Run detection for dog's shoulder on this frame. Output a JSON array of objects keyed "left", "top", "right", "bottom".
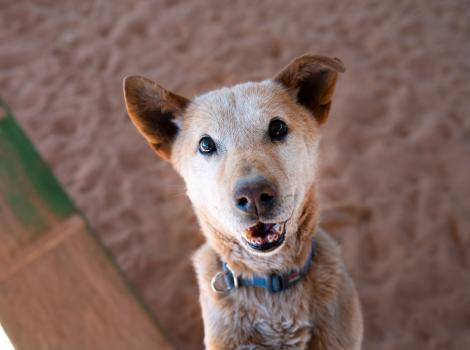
[
  {"left": 308, "top": 229, "right": 363, "bottom": 349},
  {"left": 308, "top": 229, "right": 345, "bottom": 302},
  {"left": 192, "top": 242, "right": 220, "bottom": 295}
]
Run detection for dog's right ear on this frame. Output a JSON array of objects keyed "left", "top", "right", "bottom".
[
  {"left": 274, "top": 54, "right": 345, "bottom": 125},
  {"left": 123, "top": 76, "right": 190, "bottom": 160}
]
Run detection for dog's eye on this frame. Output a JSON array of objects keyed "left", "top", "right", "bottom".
[
  {"left": 268, "top": 118, "right": 288, "bottom": 141},
  {"left": 198, "top": 136, "right": 217, "bottom": 155}
]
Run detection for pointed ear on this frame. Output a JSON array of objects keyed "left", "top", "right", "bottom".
[
  {"left": 274, "top": 54, "right": 345, "bottom": 125},
  {"left": 123, "top": 75, "right": 190, "bottom": 160}
]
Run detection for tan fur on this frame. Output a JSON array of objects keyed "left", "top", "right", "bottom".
[{"left": 123, "top": 54, "right": 363, "bottom": 349}]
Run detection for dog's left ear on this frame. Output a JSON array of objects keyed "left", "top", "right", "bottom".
[
  {"left": 274, "top": 54, "right": 345, "bottom": 125},
  {"left": 123, "top": 75, "right": 190, "bottom": 160}
]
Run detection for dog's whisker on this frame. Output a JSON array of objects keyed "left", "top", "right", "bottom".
[{"left": 166, "top": 192, "right": 188, "bottom": 199}]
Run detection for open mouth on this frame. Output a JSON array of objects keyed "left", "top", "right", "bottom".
[{"left": 241, "top": 222, "right": 286, "bottom": 252}]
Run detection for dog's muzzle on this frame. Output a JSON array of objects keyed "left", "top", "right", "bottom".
[{"left": 233, "top": 176, "right": 277, "bottom": 217}]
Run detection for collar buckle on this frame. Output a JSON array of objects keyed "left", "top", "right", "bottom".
[{"left": 269, "top": 274, "right": 284, "bottom": 293}]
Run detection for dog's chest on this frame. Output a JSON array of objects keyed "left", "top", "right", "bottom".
[{"left": 218, "top": 289, "right": 313, "bottom": 349}]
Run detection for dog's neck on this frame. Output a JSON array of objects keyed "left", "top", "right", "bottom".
[{"left": 196, "top": 185, "right": 319, "bottom": 276}]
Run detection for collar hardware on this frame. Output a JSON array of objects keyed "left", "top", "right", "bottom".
[
  {"left": 211, "top": 263, "right": 239, "bottom": 293},
  {"left": 213, "top": 239, "right": 317, "bottom": 294}
]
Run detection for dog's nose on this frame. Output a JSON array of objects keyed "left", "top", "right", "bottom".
[{"left": 233, "top": 177, "right": 277, "bottom": 216}]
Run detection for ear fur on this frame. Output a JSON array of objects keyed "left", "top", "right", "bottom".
[
  {"left": 274, "top": 54, "right": 345, "bottom": 125},
  {"left": 123, "top": 75, "right": 190, "bottom": 160}
]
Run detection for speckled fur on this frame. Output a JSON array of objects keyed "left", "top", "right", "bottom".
[
  {"left": 123, "top": 54, "right": 363, "bottom": 349},
  {"left": 194, "top": 228, "right": 362, "bottom": 350}
]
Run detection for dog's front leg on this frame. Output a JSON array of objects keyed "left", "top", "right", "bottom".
[
  {"left": 204, "top": 338, "right": 228, "bottom": 350},
  {"left": 199, "top": 299, "right": 236, "bottom": 350},
  {"left": 306, "top": 298, "right": 363, "bottom": 350},
  {"left": 306, "top": 321, "right": 358, "bottom": 350}
]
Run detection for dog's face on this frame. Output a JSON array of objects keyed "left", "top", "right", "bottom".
[
  {"left": 172, "top": 82, "right": 321, "bottom": 255},
  {"left": 124, "top": 55, "right": 344, "bottom": 258}
]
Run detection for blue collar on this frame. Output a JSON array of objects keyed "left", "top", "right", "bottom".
[{"left": 211, "top": 239, "right": 317, "bottom": 294}]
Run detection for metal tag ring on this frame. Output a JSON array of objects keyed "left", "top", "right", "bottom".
[
  {"left": 225, "top": 263, "right": 238, "bottom": 289},
  {"left": 211, "top": 272, "right": 231, "bottom": 293}
]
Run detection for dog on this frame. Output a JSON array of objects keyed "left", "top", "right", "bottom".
[{"left": 123, "top": 54, "right": 363, "bottom": 349}]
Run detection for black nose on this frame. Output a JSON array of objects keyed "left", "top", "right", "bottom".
[{"left": 233, "top": 177, "right": 277, "bottom": 216}]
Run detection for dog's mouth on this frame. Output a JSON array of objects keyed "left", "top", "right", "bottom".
[{"left": 241, "top": 222, "right": 286, "bottom": 252}]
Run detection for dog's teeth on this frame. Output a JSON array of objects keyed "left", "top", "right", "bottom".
[
  {"left": 273, "top": 223, "right": 285, "bottom": 234},
  {"left": 252, "top": 237, "right": 262, "bottom": 245},
  {"left": 272, "top": 233, "right": 279, "bottom": 241},
  {"left": 267, "top": 234, "right": 274, "bottom": 242}
]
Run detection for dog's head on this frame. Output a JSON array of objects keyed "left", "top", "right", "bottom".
[{"left": 123, "top": 55, "right": 344, "bottom": 267}]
